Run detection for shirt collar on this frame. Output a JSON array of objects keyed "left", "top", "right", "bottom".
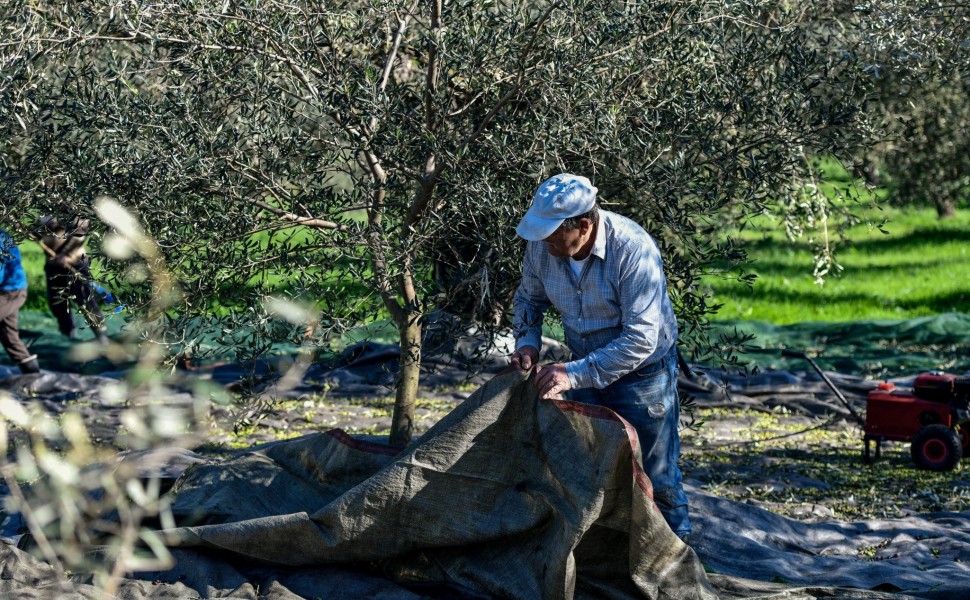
[{"left": 590, "top": 216, "right": 607, "bottom": 260}]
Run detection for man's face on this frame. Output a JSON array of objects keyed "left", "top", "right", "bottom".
[{"left": 543, "top": 220, "right": 590, "bottom": 258}]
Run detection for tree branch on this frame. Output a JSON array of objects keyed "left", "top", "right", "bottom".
[
  {"left": 402, "top": 1, "right": 561, "bottom": 232},
  {"left": 246, "top": 198, "right": 348, "bottom": 232},
  {"left": 451, "top": 2, "right": 560, "bottom": 161},
  {"left": 424, "top": 0, "right": 442, "bottom": 133},
  {"left": 367, "top": 0, "right": 419, "bottom": 137},
  {"left": 361, "top": 150, "right": 406, "bottom": 324}
]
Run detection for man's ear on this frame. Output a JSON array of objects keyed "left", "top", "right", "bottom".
[{"left": 580, "top": 218, "right": 592, "bottom": 235}]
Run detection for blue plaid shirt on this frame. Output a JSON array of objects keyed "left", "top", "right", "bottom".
[{"left": 513, "top": 210, "right": 678, "bottom": 390}]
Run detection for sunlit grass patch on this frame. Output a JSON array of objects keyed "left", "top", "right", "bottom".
[{"left": 707, "top": 208, "right": 970, "bottom": 323}]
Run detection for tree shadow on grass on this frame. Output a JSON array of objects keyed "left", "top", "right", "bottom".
[
  {"left": 739, "top": 226, "right": 970, "bottom": 254},
  {"left": 716, "top": 284, "right": 970, "bottom": 314}
]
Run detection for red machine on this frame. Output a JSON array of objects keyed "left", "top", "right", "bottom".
[
  {"left": 865, "top": 372, "right": 970, "bottom": 471},
  {"left": 783, "top": 350, "right": 970, "bottom": 472}
]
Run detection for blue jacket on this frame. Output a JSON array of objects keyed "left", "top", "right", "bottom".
[{"left": 0, "top": 230, "right": 27, "bottom": 292}]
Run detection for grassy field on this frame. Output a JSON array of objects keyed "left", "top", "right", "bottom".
[
  {"left": 706, "top": 207, "right": 970, "bottom": 323},
  {"left": 15, "top": 203, "right": 969, "bottom": 324},
  {"left": 17, "top": 241, "right": 48, "bottom": 311}
]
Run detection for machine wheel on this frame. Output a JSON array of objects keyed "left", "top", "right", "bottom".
[
  {"left": 958, "top": 425, "right": 970, "bottom": 456},
  {"left": 911, "top": 424, "right": 962, "bottom": 471}
]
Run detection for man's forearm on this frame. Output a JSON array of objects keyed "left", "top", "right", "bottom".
[
  {"left": 512, "top": 286, "right": 548, "bottom": 352},
  {"left": 512, "top": 307, "right": 544, "bottom": 351},
  {"left": 565, "top": 323, "right": 667, "bottom": 389}
]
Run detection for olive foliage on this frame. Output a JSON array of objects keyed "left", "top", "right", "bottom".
[
  {"left": 1, "top": 0, "right": 899, "bottom": 444},
  {"left": 847, "top": 1, "right": 970, "bottom": 217},
  {"left": 883, "top": 75, "right": 970, "bottom": 218}
]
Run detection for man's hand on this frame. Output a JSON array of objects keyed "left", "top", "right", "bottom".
[
  {"left": 535, "top": 363, "right": 572, "bottom": 400},
  {"left": 510, "top": 345, "right": 539, "bottom": 371}
]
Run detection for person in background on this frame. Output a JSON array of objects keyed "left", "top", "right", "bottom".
[
  {"left": 509, "top": 173, "right": 691, "bottom": 543},
  {"left": 38, "top": 216, "right": 107, "bottom": 344},
  {"left": 0, "top": 230, "right": 40, "bottom": 374}
]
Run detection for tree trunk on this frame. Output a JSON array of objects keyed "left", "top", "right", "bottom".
[
  {"left": 852, "top": 155, "right": 882, "bottom": 186},
  {"left": 389, "top": 318, "right": 421, "bottom": 447},
  {"left": 935, "top": 197, "right": 956, "bottom": 219}
]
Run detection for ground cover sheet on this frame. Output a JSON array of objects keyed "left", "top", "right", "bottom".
[{"left": 1, "top": 313, "right": 969, "bottom": 598}]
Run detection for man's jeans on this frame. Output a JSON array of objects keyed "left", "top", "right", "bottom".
[{"left": 566, "top": 345, "right": 691, "bottom": 538}]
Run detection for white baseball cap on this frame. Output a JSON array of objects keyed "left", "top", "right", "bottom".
[{"left": 515, "top": 174, "right": 598, "bottom": 241}]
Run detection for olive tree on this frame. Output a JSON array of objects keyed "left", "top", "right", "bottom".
[
  {"left": 837, "top": 1, "right": 970, "bottom": 217},
  {"left": 2, "top": 0, "right": 880, "bottom": 445},
  {"left": 881, "top": 75, "right": 970, "bottom": 218}
]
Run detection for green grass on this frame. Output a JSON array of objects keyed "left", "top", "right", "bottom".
[
  {"left": 18, "top": 242, "right": 48, "bottom": 311},
  {"left": 16, "top": 188, "right": 967, "bottom": 327},
  {"left": 707, "top": 207, "right": 970, "bottom": 323}
]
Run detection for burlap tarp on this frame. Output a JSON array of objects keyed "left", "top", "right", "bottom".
[{"left": 0, "top": 370, "right": 715, "bottom": 599}]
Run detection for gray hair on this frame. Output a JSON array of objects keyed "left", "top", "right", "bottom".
[{"left": 561, "top": 204, "right": 599, "bottom": 231}]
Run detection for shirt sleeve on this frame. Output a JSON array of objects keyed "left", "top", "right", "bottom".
[
  {"left": 0, "top": 233, "right": 13, "bottom": 271},
  {"left": 564, "top": 240, "right": 670, "bottom": 389},
  {"left": 512, "top": 244, "right": 551, "bottom": 352}
]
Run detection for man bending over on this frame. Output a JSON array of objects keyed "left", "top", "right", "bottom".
[{"left": 510, "top": 174, "right": 690, "bottom": 542}]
